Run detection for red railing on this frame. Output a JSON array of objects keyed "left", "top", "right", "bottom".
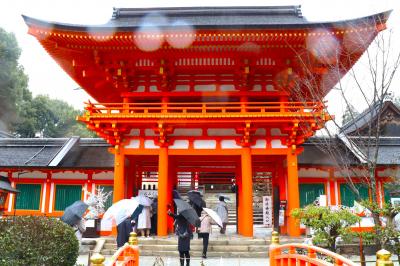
[
  {"left": 84, "top": 101, "right": 325, "bottom": 117},
  {"left": 269, "top": 232, "right": 357, "bottom": 266},
  {"left": 108, "top": 232, "right": 139, "bottom": 266}
]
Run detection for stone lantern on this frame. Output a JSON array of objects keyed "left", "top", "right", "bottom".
[{"left": 0, "top": 176, "right": 19, "bottom": 215}]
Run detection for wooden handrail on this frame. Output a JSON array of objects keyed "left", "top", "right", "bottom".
[
  {"left": 108, "top": 232, "right": 139, "bottom": 266},
  {"left": 269, "top": 232, "right": 357, "bottom": 266},
  {"left": 83, "top": 101, "right": 325, "bottom": 116}
]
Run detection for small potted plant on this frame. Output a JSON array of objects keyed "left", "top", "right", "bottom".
[{"left": 83, "top": 187, "right": 112, "bottom": 238}]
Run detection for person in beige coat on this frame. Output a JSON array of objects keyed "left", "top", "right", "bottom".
[{"left": 198, "top": 210, "right": 212, "bottom": 258}]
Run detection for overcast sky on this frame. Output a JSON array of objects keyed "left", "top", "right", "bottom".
[{"left": 0, "top": 0, "right": 399, "bottom": 116}]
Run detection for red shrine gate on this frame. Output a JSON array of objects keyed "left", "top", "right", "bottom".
[{"left": 23, "top": 6, "right": 389, "bottom": 236}]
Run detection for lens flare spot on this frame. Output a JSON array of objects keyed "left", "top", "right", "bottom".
[
  {"left": 134, "top": 12, "right": 168, "bottom": 52},
  {"left": 343, "top": 27, "right": 375, "bottom": 54},
  {"left": 306, "top": 29, "right": 341, "bottom": 64},
  {"left": 166, "top": 20, "right": 195, "bottom": 49}
]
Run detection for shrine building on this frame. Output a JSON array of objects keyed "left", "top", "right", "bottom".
[{"left": 0, "top": 6, "right": 396, "bottom": 237}]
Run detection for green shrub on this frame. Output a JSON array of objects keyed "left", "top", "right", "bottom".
[
  {"left": 0, "top": 216, "right": 79, "bottom": 266},
  {"left": 291, "top": 205, "right": 360, "bottom": 251}
]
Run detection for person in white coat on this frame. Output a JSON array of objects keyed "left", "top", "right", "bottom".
[
  {"left": 215, "top": 196, "right": 228, "bottom": 234},
  {"left": 199, "top": 210, "right": 212, "bottom": 258},
  {"left": 137, "top": 205, "right": 152, "bottom": 237}
]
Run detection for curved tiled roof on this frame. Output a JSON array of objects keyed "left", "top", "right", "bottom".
[{"left": 22, "top": 6, "right": 391, "bottom": 31}]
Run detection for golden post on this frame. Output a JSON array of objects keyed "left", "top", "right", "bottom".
[
  {"left": 90, "top": 253, "right": 105, "bottom": 266},
  {"left": 376, "top": 249, "right": 394, "bottom": 266}
]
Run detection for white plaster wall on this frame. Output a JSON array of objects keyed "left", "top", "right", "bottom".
[
  {"left": 251, "top": 139, "right": 267, "bottom": 149},
  {"left": 126, "top": 139, "right": 140, "bottom": 149},
  {"left": 136, "top": 86, "right": 145, "bottom": 92},
  {"left": 207, "top": 128, "right": 240, "bottom": 136},
  {"left": 377, "top": 168, "right": 400, "bottom": 178},
  {"left": 266, "top": 84, "right": 275, "bottom": 91},
  {"left": 12, "top": 171, "right": 47, "bottom": 179},
  {"left": 0, "top": 171, "right": 8, "bottom": 177},
  {"left": 169, "top": 140, "right": 189, "bottom": 149},
  {"left": 255, "top": 128, "right": 266, "bottom": 136},
  {"left": 221, "top": 140, "right": 241, "bottom": 149},
  {"left": 271, "top": 139, "right": 287, "bottom": 148},
  {"left": 298, "top": 168, "right": 329, "bottom": 178},
  {"left": 149, "top": 85, "right": 160, "bottom": 92},
  {"left": 171, "top": 128, "right": 202, "bottom": 136},
  {"left": 194, "top": 140, "right": 216, "bottom": 149},
  {"left": 144, "top": 140, "right": 159, "bottom": 149},
  {"left": 334, "top": 168, "right": 369, "bottom": 178},
  {"left": 194, "top": 85, "right": 216, "bottom": 91},
  {"left": 52, "top": 171, "right": 87, "bottom": 180},
  {"left": 145, "top": 129, "right": 157, "bottom": 136},
  {"left": 93, "top": 171, "right": 114, "bottom": 180},
  {"left": 127, "top": 129, "right": 140, "bottom": 136},
  {"left": 174, "top": 85, "right": 190, "bottom": 92},
  {"left": 252, "top": 84, "right": 262, "bottom": 91},
  {"left": 220, "top": 85, "right": 236, "bottom": 91},
  {"left": 271, "top": 128, "right": 287, "bottom": 136}
]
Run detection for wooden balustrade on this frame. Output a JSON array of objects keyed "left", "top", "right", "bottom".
[
  {"left": 90, "top": 232, "right": 139, "bottom": 266},
  {"left": 269, "top": 231, "right": 358, "bottom": 266},
  {"left": 84, "top": 101, "right": 326, "bottom": 118}
]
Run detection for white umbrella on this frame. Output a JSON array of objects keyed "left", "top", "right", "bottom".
[
  {"left": 134, "top": 195, "right": 153, "bottom": 206},
  {"left": 102, "top": 198, "right": 139, "bottom": 226},
  {"left": 203, "top": 207, "right": 223, "bottom": 228}
]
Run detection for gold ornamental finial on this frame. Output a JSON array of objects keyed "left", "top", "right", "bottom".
[
  {"left": 90, "top": 253, "right": 105, "bottom": 266},
  {"left": 271, "top": 231, "right": 280, "bottom": 245},
  {"left": 376, "top": 249, "right": 393, "bottom": 266},
  {"left": 129, "top": 231, "right": 138, "bottom": 245}
]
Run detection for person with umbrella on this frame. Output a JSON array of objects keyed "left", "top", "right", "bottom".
[
  {"left": 198, "top": 210, "right": 212, "bottom": 259},
  {"left": 101, "top": 198, "right": 141, "bottom": 247},
  {"left": 199, "top": 207, "right": 224, "bottom": 258},
  {"left": 215, "top": 196, "right": 229, "bottom": 234},
  {"left": 187, "top": 190, "right": 206, "bottom": 218},
  {"left": 61, "top": 200, "right": 89, "bottom": 242},
  {"left": 168, "top": 199, "right": 200, "bottom": 266}
]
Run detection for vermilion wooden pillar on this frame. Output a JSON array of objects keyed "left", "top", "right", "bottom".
[
  {"left": 240, "top": 147, "right": 253, "bottom": 237},
  {"left": 113, "top": 148, "right": 125, "bottom": 203},
  {"left": 167, "top": 159, "right": 175, "bottom": 233},
  {"left": 157, "top": 146, "right": 168, "bottom": 236},
  {"left": 287, "top": 152, "right": 300, "bottom": 236},
  {"left": 235, "top": 165, "right": 243, "bottom": 235}
]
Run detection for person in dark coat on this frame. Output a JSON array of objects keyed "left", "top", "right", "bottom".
[
  {"left": 150, "top": 197, "right": 158, "bottom": 235},
  {"left": 168, "top": 210, "right": 192, "bottom": 266},
  {"left": 116, "top": 217, "right": 132, "bottom": 248}
]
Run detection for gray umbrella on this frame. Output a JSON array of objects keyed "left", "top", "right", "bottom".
[
  {"left": 0, "top": 176, "right": 19, "bottom": 193},
  {"left": 174, "top": 199, "right": 200, "bottom": 227},
  {"left": 61, "top": 200, "right": 88, "bottom": 226}
]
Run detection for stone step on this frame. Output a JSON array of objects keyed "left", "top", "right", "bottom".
[
  {"left": 102, "top": 245, "right": 269, "bottom": 258},
  {"left": 104, "top": 238, "right": 269, "bottom": 246},
  {"left": 138, "top": 250, "right": 269, "bottom": 258}
]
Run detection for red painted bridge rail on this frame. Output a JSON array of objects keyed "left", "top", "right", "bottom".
[
  {"left": 90, "top": 232, "right": 139, "bottom": 266},
  {"left": 269, "top": 232, "right": 357, "bottom": 266}
]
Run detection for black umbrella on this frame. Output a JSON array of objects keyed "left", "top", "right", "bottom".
[
  {"left": 174, "top": 199, "right": 200, "bottom": 227},
  {"left": 187, "top": 191, "right": 206, "bottom": 208},
  {"left": 0, "top": 176, "right": 19, "bottom": 193},
  {"left": 173, "top": 190, "right": 182, "bottom": 199},
  {"left": 187, "top": 190, "right": 202, "bottom": 196},
  {"left": 61, "top": 200, "right": 88, "bottom": 226}
]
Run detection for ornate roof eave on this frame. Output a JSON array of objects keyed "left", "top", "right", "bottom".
[{"left": 22, "top": 9, "right": 392, "bottom": 33}]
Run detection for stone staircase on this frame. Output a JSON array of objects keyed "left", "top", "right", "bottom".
[
  {"left": 100, "top": 233, "right": 304, "bottom": 258},
  {"left": 202, "top": 192, "right": 264, "bottom": 225}
]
